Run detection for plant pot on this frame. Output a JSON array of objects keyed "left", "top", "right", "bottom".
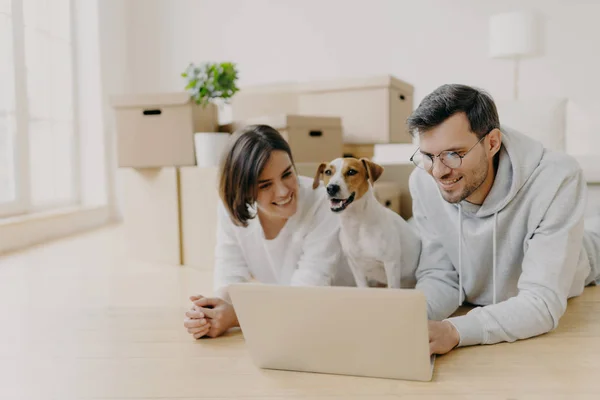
[{"left": 193, "top": 132, "right": 231, "bottom": 167}]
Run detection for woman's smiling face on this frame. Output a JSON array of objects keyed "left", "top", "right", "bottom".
[{"left": 255, "top": 150, "right": 299, "bottom": 220}]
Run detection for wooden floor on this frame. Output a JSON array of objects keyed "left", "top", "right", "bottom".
[{"left": 1, "top": 224, "right": 599, "bottom": 399}]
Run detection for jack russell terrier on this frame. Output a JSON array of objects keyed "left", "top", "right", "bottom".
[{"left": 313, "top": 157, "right": 421, "bottom": 289}]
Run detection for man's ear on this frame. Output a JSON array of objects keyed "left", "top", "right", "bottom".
[
  {"left": 313, "top": 163, "right": 327, "bottom": 189},
  {"left": 487, "top": 129, "right": 503, "bottom": 157},
  {"left": 360, "top": 158, "right": 384, "bottom": 184}
]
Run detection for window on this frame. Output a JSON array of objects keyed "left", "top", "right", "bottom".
[
  {"left": 0, "top": 1, "right": 18, "bottom": 214},
  {"left": 0, "top": 0, "right": 78, "bottom": 217}
]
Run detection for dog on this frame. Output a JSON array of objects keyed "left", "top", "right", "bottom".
[{"left": 313, "top": 157, "right": 421, "bottom": 289}]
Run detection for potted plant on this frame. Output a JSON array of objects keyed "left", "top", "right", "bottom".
[
  {"left": 182, "top": 61, "right": 239, "bottom": 108},
  {"left": 182, "top": 62, "right": 239, "bottom": 167}
]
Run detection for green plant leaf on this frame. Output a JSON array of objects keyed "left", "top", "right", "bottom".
[{"left": 181, "top": 61, "right": 240, "bottom": 106}]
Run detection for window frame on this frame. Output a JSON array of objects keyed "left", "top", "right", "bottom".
[{"left": 0, "top": 0, "right": 80, "bottom": 218}]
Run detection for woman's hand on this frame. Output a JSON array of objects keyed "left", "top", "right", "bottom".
[
  {"left": 191, "top": 295, "right": 239, "bottom": 338},
  {"left": 184, "top": 296, "right": 211, "bottom": 339}
]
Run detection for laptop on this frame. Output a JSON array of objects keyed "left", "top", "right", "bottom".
[{"left": 228, "top": 283, "right": 435, "bottom": 381}]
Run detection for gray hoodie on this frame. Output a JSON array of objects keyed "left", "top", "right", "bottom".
[{"left": 409, "top": 126, "right": 600, "bottom": 347}]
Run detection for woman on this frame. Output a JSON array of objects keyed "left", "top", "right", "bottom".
[{"left": 183, "top": 124, "right": 353, "bottom": 339}]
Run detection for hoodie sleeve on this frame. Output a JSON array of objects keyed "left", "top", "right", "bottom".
[
  {"left": 213, "top": 202, "right": 251, "bottom": 294},
  {"left": 289, "top": 196, "right": 342, "bottom": 287},
  {"left": 410, "top": 171, "right": 462, "bottom": 320},
  {"left": 447, "top": 168, "right": 587, "bottom": 347}
]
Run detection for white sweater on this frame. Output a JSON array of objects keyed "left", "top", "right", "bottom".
[{"left": 213, "top": 176, "right": 354, "bottom": 292}]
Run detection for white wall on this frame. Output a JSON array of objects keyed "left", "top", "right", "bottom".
[
  {"left": 97, "top": 0, "right": 600, "bottom": 218},
  {"left": 97, "top": 0, "right": 133, "bottom": 220},
  {"left": 115, "top": 0, "right": 600, "bottom": 107},
  {"left": 72, "top": 0, "right": 133, "bottom": 220},
  {"left": 74, "top": 0, "right": 107, "bottom": 208}
]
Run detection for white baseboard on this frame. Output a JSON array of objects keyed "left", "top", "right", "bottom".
[{"left": 0, "top": 205, "right": 113, "bottom": 255}]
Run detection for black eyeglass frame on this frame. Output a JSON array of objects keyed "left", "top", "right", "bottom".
[{"left": 409, "top": 132, "right": 490, "bottom": 171}]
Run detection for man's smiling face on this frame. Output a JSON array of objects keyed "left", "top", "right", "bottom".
[{"left": 417, "top": 113, "right": 492, "bottom": 204}]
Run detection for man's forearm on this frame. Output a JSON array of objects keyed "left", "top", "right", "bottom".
[
  {"left": 416, "top": 275, "right": 461, "bottom": 321},
  {"left": 447, "top": 291, "right": 557, "bottom": 347}
]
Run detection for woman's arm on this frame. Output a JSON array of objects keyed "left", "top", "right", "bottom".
[
  {"left": 212, "top": 202, "right": 251, "bottom": 298},
  {"left": 184, "top": 203, "right": 248, "bottom": 339}
]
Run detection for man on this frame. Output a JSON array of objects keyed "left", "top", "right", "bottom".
[{"left": 407, "top": 84, "right": 600, "bottom": 355}]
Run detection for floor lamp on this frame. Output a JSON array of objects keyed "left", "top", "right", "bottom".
[{"left": 489, "top": 11, "right": 540, "bottom": 100}]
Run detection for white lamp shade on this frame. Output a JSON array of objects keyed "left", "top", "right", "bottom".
[{"left": 489, "top": 11, "right": 539, "bottom": 58}]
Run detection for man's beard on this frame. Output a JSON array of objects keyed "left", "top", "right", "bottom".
[{"left": 441, "top": 154, "right": 489, "bottom": 204}]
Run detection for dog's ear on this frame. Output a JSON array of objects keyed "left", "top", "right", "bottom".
[
  {"left": 360, "top": 158, "right": 384, "bottom": 184},
  {"left": 312, "top": 163, "right": 327, "bottom": 189}
]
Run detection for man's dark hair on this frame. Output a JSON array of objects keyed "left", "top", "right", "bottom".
[{"left": 407, "top": 84, "right": 500, "bottom": 139}]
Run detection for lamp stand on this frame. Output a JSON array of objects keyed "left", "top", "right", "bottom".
[{"left": 513, "top": 56, "right": 520, "bottom": 100}]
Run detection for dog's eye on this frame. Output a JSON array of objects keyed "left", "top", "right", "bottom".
[
  {"left": 324, "top": 170, "right": 332, "bottom": 176},
  {"left": 347, "top": 169, "right": 357, "bottom": 176}
]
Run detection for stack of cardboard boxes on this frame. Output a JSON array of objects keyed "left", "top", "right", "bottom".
[
  {"left": 112, "top": 93, "right": 220, "bottom": 266},
  {"left": 231, "top": 75, "right": 416, "bottom": 219},
  {"left": 111, "top": 74, "right": 415, "bottom": 268}
]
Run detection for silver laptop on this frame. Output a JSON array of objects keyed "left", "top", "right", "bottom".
[{"left": 228, "top": 283, "right": 435, "bottom": 381}]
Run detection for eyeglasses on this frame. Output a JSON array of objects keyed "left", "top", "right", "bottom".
[{"left": 410, "top": 134, "right": 488, "bottom": 171}]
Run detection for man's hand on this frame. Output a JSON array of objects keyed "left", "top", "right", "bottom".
[
  {"left": 192, "top": 296, "right": 239, "bottom": 338},
  {"left": 428, "top": 320, "right": 460, "bottom": 355}
]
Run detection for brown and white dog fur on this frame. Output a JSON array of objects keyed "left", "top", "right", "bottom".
[{"left": 313, "top": 158, "right": 421, "bottom": 289}]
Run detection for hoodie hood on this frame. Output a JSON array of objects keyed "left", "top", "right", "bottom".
[{"left": 459, "top": 125, "right": 545, "bottom": 218}]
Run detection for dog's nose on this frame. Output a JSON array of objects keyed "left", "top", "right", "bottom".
[{"left": 326, "top": 184, "right": 340, "bottom": 196}]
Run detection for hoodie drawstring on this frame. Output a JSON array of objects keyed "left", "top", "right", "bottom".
[
  {"left": 457, "top": 205, "right": 499, "bottom": 307},
  {"left": 458, "top": 204, "right": 463, "bottom": 306},
  {"left": 493, "top": 212, "right": 498, "bottom": 305}
]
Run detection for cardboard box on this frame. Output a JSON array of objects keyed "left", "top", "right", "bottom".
[
  {"left": 373, "top": 182, "right": 402, "bottom": 214},
  {"left": 295, "top": 163, "right": 322, "bottom": 181},
  {"left": 298, "top": 75, "right": 414, "bottom": 144},
  {"left": 180, "top": 166, "right": 220, "bottom": 269},
  {"left": 373, "top": 143, "right": 419, "bottom": 165},
  {"left": 218, "top": 123, "right": 234, "bottom": 133},
  {"left": 111, "top": 93, "right": 218, "bottom": 168},
  {"left": 230, "top": 83, "right": 300, "bottom": 123},
  {"left": 378, "top": 163, "right": 415, "bottom": 220},
  {"left": 230, "top": 75, "right": 414, "bottom": 145},
  {"left": 118, "top": 167, "right": 182, "bottom": 265},
  {"left": 242, "top": 115, "right": 343, "bottom": 163},
  {"left": 118, "top": 165, "right": 225, "bottom": 268},
  {"left": 343, "top": 143, "right": 375, "bottom": 159}
]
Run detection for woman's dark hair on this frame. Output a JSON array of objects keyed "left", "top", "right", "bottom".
[
  {"left": 407, "top": 84, "right": 500, "bottom": 139},
  {"left": 219, "top": 124, "right": 294, "bottom": 227}
]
